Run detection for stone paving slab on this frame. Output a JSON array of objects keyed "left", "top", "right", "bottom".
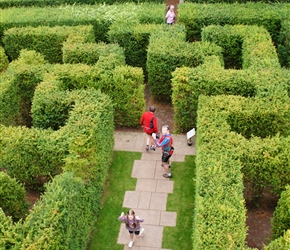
[
  {"left": 160, "top": 212, "right": 177, "bottom": 227},
  {"left": 154, "top": 165, "right": 170, "bottom": 180},
  {"left": 132, "top": 160, "right": 156, "bottom": 179},
  {"left": 118, "top": 225, "right": 163, "bottom": 248},
  {"left": 141, "top": 153, "right": 162, "bottom": 161},
  {"left": 138, "top": 191, "right": 152, "bottom": 209},
  {"left": 124, "top": 247, "right": 171, "bottom": 250},
  {"left": 170, "top": 154, "right": 185, "bottom": 162},
  {"left": 123, "top": 191, "right": 140, "bottom": 208},
  {"left": 149, "top": 193, "right": 168, "bottom": 211},
  {"left": 123, "top": 247, "right": 171, "bottom": 250},
  {"left": 156, "top": 180, "right": 173, "bottom": 193},
  {"left": 142, "top": 153, "right": 185, "bottom": 163},
  {"left": 114, "top": 131, "right": 196, "bottom": 156},
  {"left": 136, "top": 179, "right": 157, "bottom": 192},
  {"left": 133, "top": 209, "right": 161, "bottom": 225}
]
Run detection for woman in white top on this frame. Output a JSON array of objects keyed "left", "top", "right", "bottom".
[{"left": 166, "top": 5, "right": 176, "bottom": 25}]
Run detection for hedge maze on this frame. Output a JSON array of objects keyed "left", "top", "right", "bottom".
[{"left": 0, "top": 2, "right": 290, "bottom": 249}]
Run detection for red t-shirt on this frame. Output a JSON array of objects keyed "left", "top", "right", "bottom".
[{"left": 140, "top": 111, "right": 158, "bottom": 134}]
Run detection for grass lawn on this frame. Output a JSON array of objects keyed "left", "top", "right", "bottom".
[
  {"left": 163, "top": 155, "right": 196, "bottom": 250},
  {"left": 87, "top": 152, "right": 196, "bottom": 250}
]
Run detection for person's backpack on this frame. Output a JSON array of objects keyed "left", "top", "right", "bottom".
[
  {"left": 149, "top": 116, "right": 155, "bottom": 129},
  {"left": 167, "top": 134, "right": 174, "bottom": 155}
]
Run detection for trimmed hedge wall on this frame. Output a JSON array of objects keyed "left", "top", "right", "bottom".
[
  {"left": 184, "top": 0, "right": 289, "bottom": 3},
  {"left": 278, "top": 20, "right": 290, "bottom": 68},
  {"left": 172, "top": 25, "right": 287, "bottom": 133},
  {"left": 271, "top": 186, "right": 290, "bottom": 240},
  {"left": 195, "top": 94, "right": 290, "bottom": 249},
  {"left": 195, "top": 95, "right": 247, "bottom": 249},
  {"left": 0, "top": 46, "right": 8, "bottom": 72},
  {"left": 0, "top": 172, "right": 28, "bottom": 221},
  {"left": 31, "top": 63, "right": 144, "bottom": 128},
  {"left": 3, "top": 25, "right": 95, "bottom": 63},
  {"left": 0, "top": 48, "right": 144, "bottom": 129},
  {"left": 178, "top": 2, "right": 290, "bottom": 68},
  {"left": 0, "top": 0, "right": 163, "bottom": 9},
  {"left": 0, "top": 86, "right": 114, "bottom": 248},
  {"left": 62, "top": 42, "right": 125, "bottom": 65},
  {"left": 108, "top": 22, "right": 162, "bottom": 76},
  {"left": 0, "top": 3, "right": 164, "bottom": 42},
  {"left": 147, "top": 24, "right": 223, "bottom": 101},
  {"left": 0, "top": 172, "right": 105, "bottom": 249},
  {"left": 263, "top": 230, "right": 290, "bottom": 250},
  {"left": 0, "top": 50, "right": 49, "bottom": 127}
]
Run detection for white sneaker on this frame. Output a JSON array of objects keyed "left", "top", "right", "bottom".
[
  {"left": 128, "top": 240, "right": 134, "bottom": 248},
  {"left": 140, "top": 228, "right": 145, "bottom": 237}
]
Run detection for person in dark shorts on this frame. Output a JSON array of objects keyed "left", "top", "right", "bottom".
[
  {"left": 152, "top": 125, "right": 174, "bottom": 178},
  {"left": 118, "top": 209, "right": 145, "bottom": 248},
  {"left": 140, "top": 106, "right": 158, "bottom": 151}
]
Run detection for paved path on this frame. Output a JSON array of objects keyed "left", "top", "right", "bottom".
[{"left": 114, "top": 132, "right": 196, "bottom": 250}]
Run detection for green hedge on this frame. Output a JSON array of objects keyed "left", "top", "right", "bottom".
[
  {"left": 0, "top": 50, "right": 49, "bottom": 127},
  {"left": 0, "top": 0, "right": 163, "bottom": 9},
  {"left": 20, "top": 172, "right": 100, "bottom": 249},
  {"left": 3, "top": 25, "right": 95, "bottom": 63},
  {"left": 271, "top": 186, "right": 290, "bottom": 240},
  {"left": 239, "top": 134, "right": 290, "bottom": 197},
  {"left": 31, "top": 63, "right": 144, "bottom": 128},
  {"left": 147, "top": 24, "right": 223, "bottom": 101},
  {"left": 0, "top": 172, "right": 104, "bottom": 249},
  {"left": 185, "top": 0, "right": 289, "bottom": 3},
  {"left": 194, "top": 95, "right": 247, "bottom": 249},
  {"left": 0, "top": 46, "right": 9, "bottom": 72},
  {"left": 0, "top": 87, "right": 114, "bottom": 248},
  {"left": 0, "top": 172, "right": 28, "bottom": 221},
  {"left": 108, "top": 22, "right": 162, "bottom": 76},
  {"left": 201, "top": 25, "right": 280, "bottom": 70},
  {"left": 195, "top": 93, "right": 290, "bottom": 249},
  {"left": 0, "top": 4, "right": 165, "bottom": 42},
  {"left": 0, "top": 125, "right": 66, "bottom": 189},
  {"left": 62, "top": 42, "right": 125, "bottom": 65},
  {"left": 278, "top": 20, "right": 290, "bottom": 68},
  {"left": 178, "top": 2, "right": 289, "bottom": 68},
  {"left": 263, "top": 230, "right": 290, "bottom": 250},
  {"left": 178, "top": 3, "right": 285, "bottom": 42},
  {"left": 172, "top": 25, "right": 288, "bottom": 133}
]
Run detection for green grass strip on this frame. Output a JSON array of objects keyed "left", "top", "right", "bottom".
[
  {"left": 163, "top": 155, "right": 196, "bottom": 250},
  {"left": 87, "top": 151, "right": 141, "bottom": 250}
]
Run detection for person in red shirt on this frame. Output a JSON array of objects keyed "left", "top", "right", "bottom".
[{"left": 140, "top": 106, "right": 158, "bottom": 151}]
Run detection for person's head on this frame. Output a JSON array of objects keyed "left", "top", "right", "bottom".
[
  {"left": 170, "top": 5, "right": 174, "bottom": 10},
  {"left": 127, "top": 209, "right": 135, "bottom": 220},
  {"left": 162, "top": 125, "right": 170, "bottom": 135},
  {"left": 149, "top": 106, "right": 156, "bottom": 113},
  {"left": 126, "top": 210, "right": 136, "bottom": 228}
]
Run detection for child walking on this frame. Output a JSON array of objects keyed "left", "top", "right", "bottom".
[{"left": 118, "top": 209, "right": 145, "bottom": 248}]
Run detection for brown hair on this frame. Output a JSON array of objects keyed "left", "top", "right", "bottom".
[{"left": 125, "top": 209, "right": 136, "bottom": 228}]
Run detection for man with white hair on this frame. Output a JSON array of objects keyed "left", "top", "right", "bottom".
[{"left": 152, "top": 125, "right": 174, "bottom": 178}]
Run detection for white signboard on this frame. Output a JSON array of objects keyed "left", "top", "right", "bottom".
[{"left": 187, "top": 128, "right": 196, "bottom": 140}]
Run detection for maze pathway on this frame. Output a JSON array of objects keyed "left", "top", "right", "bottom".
[{"left": 114, "top": 132, "right": 195, "bottom": 250}]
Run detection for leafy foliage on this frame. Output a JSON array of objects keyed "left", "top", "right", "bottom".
[{"left": 0, "top": 172, "right": 28, "bottom": 221}]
